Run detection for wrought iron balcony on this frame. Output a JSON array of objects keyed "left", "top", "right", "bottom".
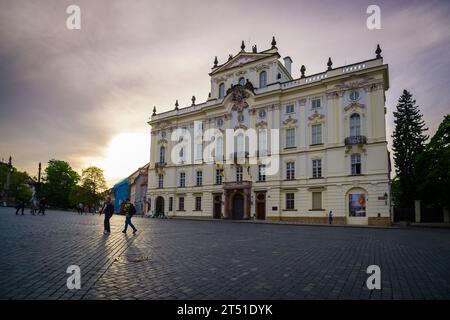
[{"left": 345, "top": 135, "right": 367, "bottom": 145}]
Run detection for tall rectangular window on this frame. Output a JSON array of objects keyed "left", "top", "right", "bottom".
[
  {"left": 258, "top": 129, "right": 267, "bottom": 157},
  {"left": 286, "top": 162, "right": 295, "bottom": 180},
  {"left": 351, "top": 154, "right": 361, "bottom": 175},
  {"left": 312, "top": 192, "right": 322, "bottom": 210},
  {"left": 168, "top": 197, "right": 173, "bottom": 211},
  {"left": 179, "top": 172, "right": 186, "bottom": 187},
  {"left": 258, "top": 165, "right": 266, "bottom": 182},
  {"left": 216, "top": 169, "right": 223, "bottom": 185},
  {"left": 178, "top": 197, "right": 184, "bottom": 211},
  {"left": 285, "top": 128, "right": 295, "bottom": 148},
  {"left": 312, "top": 159, "right": 322, "bottom": 178},
  {"left": 158, "top": 174, "right": 164, "bottom": 188},
  {"left": 195, "top": 197, "right": 202, "bottom": 211},
  {"left": 286, "top": 193, "right": 295, "bottom": 210},
  {"left": 312, "top": 124, "right": 322, "bottom": 145},
  {"left": 196, "top": 171, "right": 203, "bottom": 186},
  {"left": 236, "top": 166, "right": 243, "bottom": 182}
]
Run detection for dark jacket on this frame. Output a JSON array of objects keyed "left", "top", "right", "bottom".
[{"left": 103, "top": 203, "right": 114, "bottom": 217}]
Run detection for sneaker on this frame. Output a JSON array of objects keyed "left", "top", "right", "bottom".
[
  {"left": 133, "top": 230, "right": 138, "bottom": 235},
  {"left": 122, "top": 230, "right": 126, "bottom": 233}
]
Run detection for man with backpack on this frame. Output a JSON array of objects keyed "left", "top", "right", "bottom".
[
  {"left": 100, "top": 197, "right": 114, "bottom": 235},
  {"left": 121, "top": 198, "right": 138, "bottom": 234}
]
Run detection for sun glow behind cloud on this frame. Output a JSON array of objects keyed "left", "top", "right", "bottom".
[{"left": 87, "top": 132, "right": 150, "bottom": 187}]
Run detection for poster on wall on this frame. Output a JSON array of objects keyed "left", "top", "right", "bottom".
[{"left": 349, "top": 193, "right": 366, "bottom": 217}]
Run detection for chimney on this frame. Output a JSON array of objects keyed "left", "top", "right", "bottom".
[{"left": 283, "top": 56, "right": 292, "bottom": 75}]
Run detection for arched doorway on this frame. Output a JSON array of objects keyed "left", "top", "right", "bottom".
[
  {"left": 155, "top": 196, "right": 164, "bottom": 217},
  {"left": 232, "top": 193, "right": 244, "bottom": 220}
]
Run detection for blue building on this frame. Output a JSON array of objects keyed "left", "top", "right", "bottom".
[{"left": 113, "top": 179, "right": 129, "bottom": 213}]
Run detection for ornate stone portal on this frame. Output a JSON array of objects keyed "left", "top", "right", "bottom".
[{"left": 223, "top": 181, "right": 252, "bottom": 219}]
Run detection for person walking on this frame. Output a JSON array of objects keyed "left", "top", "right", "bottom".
[
  {"left": 100, "top": 197, "right": 114, "bottom": 235},
  {"left": 38, "top": 197, "right": 46, "bottom": 215},
  {"left": 121, "top": 198, "right": 137, "bottom": 234},
  {"left": 328, "top": 210, "right": 333, "bottom": 224},
  {"left": 15, "top": 199, "right": 25, "bottom": 215}
]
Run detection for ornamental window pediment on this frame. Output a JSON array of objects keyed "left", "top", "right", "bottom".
[
  {"left": 308, "top": 110, "right": 325, "bottom": 124},
  {"left": 344, "top": 102, "right": 365, "bottom": 113},
  {"left": 283, "top": 115, "right": 298, "bottom": 127}
]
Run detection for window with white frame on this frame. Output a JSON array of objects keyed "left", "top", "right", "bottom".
[
  {"left": 159, "top": 146, "right": 165, "bottom": 163},
  {"left": 286, "top": 193, "right": 295, "bottom": 210},
  {"left": 258, "top": 129, "right": 267, "bottom": 156},
  {"left": 179, "top": 172, "right": 186, "bottom": 187},
  {"left": 158, "top": 174, "right": 164, "bottom": 188},
  {"left": 259, "top": 71, "right": 267, "bottom": 88},
  {"left": 168, "top": 197, "right": 173, "bottom": 211},
  {"left": 216, "top": 169, "right": 223, "bottom": 185},
  {"left": 218, "top": 83, "right": 225, "bottom": 99},
  {"left": 195, "top": 196, "right": 202, "bottom": 211},
  {"left": 286, "top": 162, "right": 295, "bottom": 180},
  {"left": 351, "top": 154, "right": 362, "bottom": 175},
  {"left": 196, "top": 171, "right": 203, "bottom": 186},
  {"left": 311, "top": 124, "right": 322, "bottom": 145},
  {"left": 236, "top": 166, "right": 243, "bottom": 182},
  {"left": 258, "top": 165, "right": 266, "bottom": 182},
  {"left": 285, "top": 104, "right": 294, "bottom": 113},
  {"left": 285, "top": 128, "right": 295, "bottom": 148},
  {"left": 312, "top": 192, "right": 322, "bottom": 209},
  {"left": 350, "top": 113, "right": 361, "bottom": 136},
  {"left": 178, "top": 197, "right": 185, "bottom": 211},
  {"left": 312, "top": 159, "right": 322, "bottom": 178},
  {"left": 311, "top": 98, "right": 321, "bottom": 109},
  {"left": 215, "top": 136, "right": 223, "bottom": 162}
]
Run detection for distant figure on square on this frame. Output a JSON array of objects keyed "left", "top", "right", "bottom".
[
  {"left": 38, "top": 197, "right": 46, "bottom": 215},
  {"left": 328, "top": 210, "right": 333, "bottom": 224},
  {"left": 30, "top": 198, "right": 38, "bottom": 215},
  {"left": 78, "top": 202, "right": 84, "bottom": 214},
  {"left": 100, "top": 197, "right": 114, "bottom": 235},
  {"left": 121, "top": 198, "right": 137, "bottom": 234},
  {"left": 15, "top": 198, "right": 25, "bottom": 215}
]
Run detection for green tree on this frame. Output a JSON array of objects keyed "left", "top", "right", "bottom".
[
  {"left": 392, "top": 90, "right": 428, "bottom": 207},
  {"left": 41, "top": 160, "right": 80, "bottom": 208},
  {"left": 415, "top": 114, "right": 450, "bottom": 209},
  {"left": 80, "top": 166, "right": 107, "bottom": 208},
  {"left": 0, "top": 165, "right": 32, "bottom": 204}
]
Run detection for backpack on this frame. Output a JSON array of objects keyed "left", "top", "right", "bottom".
[{"left": 130, "top": 204, "right": 137, "bottom": 216}]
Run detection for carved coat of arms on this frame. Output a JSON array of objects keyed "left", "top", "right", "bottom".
[{"left": 229, "top": 84, "right": 249, "bottom": 112}]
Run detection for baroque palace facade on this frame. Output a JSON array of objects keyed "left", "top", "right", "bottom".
[{"left": 147, "top": 38, "right": 391, "bottom": 225}]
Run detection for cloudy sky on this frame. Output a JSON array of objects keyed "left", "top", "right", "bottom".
[{"left": 0, "top": 0, "right": 449, "bottom": 186}]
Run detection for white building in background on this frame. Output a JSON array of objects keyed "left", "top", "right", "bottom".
[{"left": 146, "top": 38, "right": 391, "bottom": 225}]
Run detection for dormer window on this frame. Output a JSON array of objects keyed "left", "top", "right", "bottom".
[
  {"left": 259, "top": 71, "right": 267, "bottom": 88},
  {"left": 218, "top": 83, "right": 225, "bottom": 99},
  {"left": 238, "top": 77, "right": 245, "bottom": 86}
]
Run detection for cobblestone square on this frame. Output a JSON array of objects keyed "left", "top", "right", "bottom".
[{"left": 1, "top": 207, "right": 450, "bottom": 300}]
